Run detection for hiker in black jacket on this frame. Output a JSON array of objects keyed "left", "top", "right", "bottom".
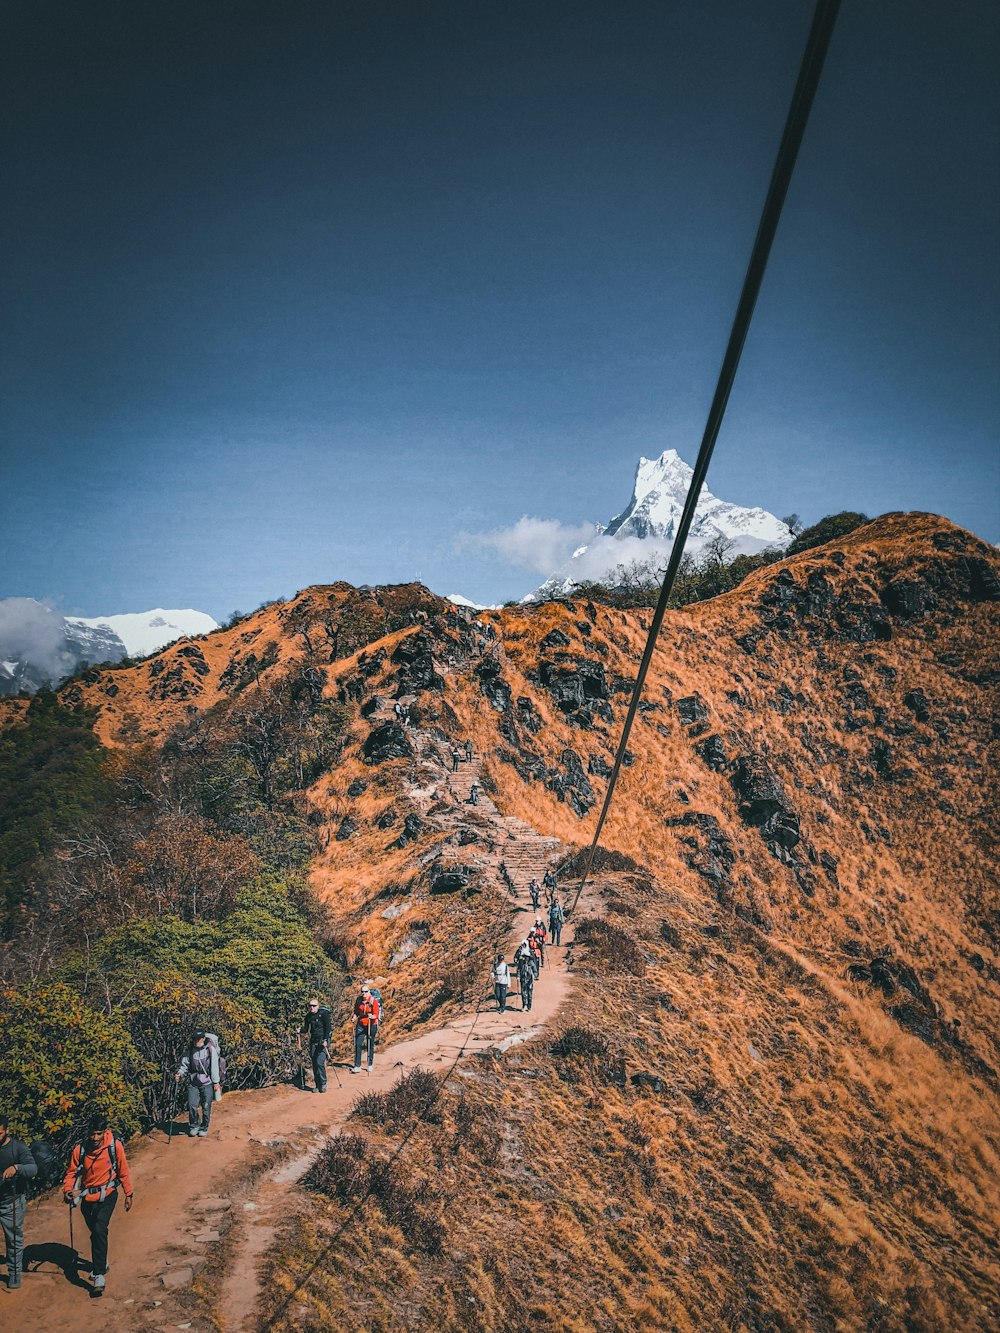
[
  {"left": 298, "top": 997, "right": 333, "bottom": 1093},
  {"left": 0, "top": 1115, "right": 37, "bottom": 1291}
]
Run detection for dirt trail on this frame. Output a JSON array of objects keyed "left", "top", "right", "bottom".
[{"left": 10, "top": 711, "right": 600, "bottom": 1333}]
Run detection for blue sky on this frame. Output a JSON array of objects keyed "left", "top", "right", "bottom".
[{"left": 1, "top": 0, "right": 997, "bottom": 616}]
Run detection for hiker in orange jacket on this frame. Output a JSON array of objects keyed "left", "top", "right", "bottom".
[
  {"left": 352, "top": 983, "right": 381, "bottom": 1073},
  {"left": 62, "top": 1114, "right": 134, "bottom": 1293}
]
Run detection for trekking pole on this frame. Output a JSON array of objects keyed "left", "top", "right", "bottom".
[
  {"left": 327, "top": 1044, "right": 343, "bottom": 1090},
  {"left": 167, "top": 1080, "right": 178, "bottom": 1145},
  {"left": 68, "top": 1196, "right": 75, "bottom": 1254}
]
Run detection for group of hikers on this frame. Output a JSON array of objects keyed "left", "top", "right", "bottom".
[
  {"left": 296, "top": 982, "right": 383, "bottom": 1091},
  {"left": 450, "top": 736, "right": 475, "bottom": 771},
  {"left": 492, "top": 874, "right": 566, "bottom": 1014},
  {"left": 0, "top": 982, "right": 382, "bottom": 1297}
]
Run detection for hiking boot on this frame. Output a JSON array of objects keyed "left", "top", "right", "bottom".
[
  {"left": 367, "top": 1064, "right": 374, "bottom": 1073},
  {"left": 351, "top": 1066, "right": 361, "bottom": 1074},
  {"left": 198, "top": 1127, "right": 208, "bottom": 1136},
  {"left": 92, "top": 1274, "right": 106, "bottom": 1292},
  {"left": 187, "top": 1128, "right": 198, "bottom": 1137}
]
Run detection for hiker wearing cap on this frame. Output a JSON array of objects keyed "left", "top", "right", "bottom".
[
  {"left": 0, "top": 1114, "right": 37, "bottom": 1291},
  {"left": 492, "top": 954, "right": 510, "bottom": 1013},
  {"left": 62, "top": 1113, "right": 133, "bottom": 1294},
  {"left": 175, "top": 1032, "right": 222, "bottom": 1134},
  {"left": 298, "top": 997, "right": 333, "bottom": 1093},
  {"left": 352, "top": 984, "right": 380, "bottom": 1073}
]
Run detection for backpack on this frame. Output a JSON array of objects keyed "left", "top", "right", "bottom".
[
  {"left": 73, "top": 1133, "right": 124, "bottom": 1198},
  {"left": 368, "top": 988, "right": 384, "bottom": 1021},
  {"left": 203, "top": 1032, "right": 227, "bottom": 1085},
  {"left": 29, "top": 1137, "right": 61, "bottom": 1188}
]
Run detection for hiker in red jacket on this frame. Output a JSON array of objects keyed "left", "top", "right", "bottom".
[
  {"left": 352, "top": 983, "right": 381, "bottom": 1073},
  {"left": 62, "top": 1114, "right": 134, "bottom": 1294},
  {"left": 533, "top": 916, "right": 548, "bottom": 968}
]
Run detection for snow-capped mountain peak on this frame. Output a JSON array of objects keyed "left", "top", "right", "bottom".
[
  {"left": 523, "top": 449, "right": 792, "bottom": 602},
  {"left": 0, "top": 599, "right": 218, "bottom": 695},
  {"left": 66, "top": 608, "right": 218, "bottom": 658}
]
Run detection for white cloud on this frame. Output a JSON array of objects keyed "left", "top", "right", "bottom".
[{"left": 459, "top": 516, "right": 599, "bottom": 575}]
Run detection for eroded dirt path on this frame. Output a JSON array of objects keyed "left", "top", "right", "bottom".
[{"left": 11, "top": 719, "right": 600, "bottom": 1333}]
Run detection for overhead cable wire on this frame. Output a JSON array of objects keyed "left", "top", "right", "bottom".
[{"left": 569, "top": 0, "right": 842, "bottom": 917}]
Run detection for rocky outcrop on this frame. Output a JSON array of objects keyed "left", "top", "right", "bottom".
[
  {"left": 363, "top": 722, "right": 413, "bottom": 764},
  {"left": 391, "top": 633, "right": 444, "bottom": 695},
  {"left": 475, "top": 657, "right": 512, "bottom": 712}
]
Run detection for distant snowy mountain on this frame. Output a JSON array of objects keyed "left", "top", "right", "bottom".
[
  {"left": 523, "top": 450, "right": 792, "bottom": 602},
  {"left": 66, "top": 609, "right": 218, "bottom": 658},
  {"left": 0, "top": 599, "right": 218, "bottom": 695},
  {"left": 446, "top": 594, "right": 501, "bottom": 611}
]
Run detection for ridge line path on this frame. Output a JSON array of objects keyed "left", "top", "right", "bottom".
[{"left": 12, "top": 715, "right": 605, "bottom": 1333}]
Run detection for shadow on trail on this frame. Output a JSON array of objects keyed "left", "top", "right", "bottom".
[{"left": 23, "top": 1240, "right": 91, "bottom": 1290}]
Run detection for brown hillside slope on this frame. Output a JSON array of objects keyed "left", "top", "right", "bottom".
[{"left": 42, "top": 512, "right": 1000, "bottom": 1330}]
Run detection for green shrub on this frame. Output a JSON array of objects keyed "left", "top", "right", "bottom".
[
  {"left": 0, "top": 983, "right": 149, "bottom": 1149},
  {"left": 65, "top": 877, "right": 341, "bottom": 1030},
  {"left": 122, "top": 973, "right": 280, "bottom": 1123}
]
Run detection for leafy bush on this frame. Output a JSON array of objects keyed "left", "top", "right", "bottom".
[
  {"left": 0, "top": 984, "right": 150, "bottom": 1150},
  {"left": 351, "top": 1068, "right": 441, "bottom": 1130},
  {"left": 122, "top": 974, "right": 280, "bottom": 1123},
  {"left": 572, "top": 918, "right": 647, "bottom": 976},
  {"left": 65, "top": 877, "right": 341, "bottom": 1030}
]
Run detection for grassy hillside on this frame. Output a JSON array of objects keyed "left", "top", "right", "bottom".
[{"left": 6, "top": 512, "right": 996, "bottom": 1330}]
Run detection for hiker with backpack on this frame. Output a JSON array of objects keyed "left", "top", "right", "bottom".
[
  {"left": 298, "top": 997, "right": 333, "bottom": 1093},
  {"left": 175, "top": 1032, "right": 223, "bottom": 1134},
  {"left": 0, "top": 1114, "right": 37, "bottom": 1291},
  {"left": 451, "top": 747, "right": 461, "bottom": 772},
  {"left": 543, "top": 869, "right": 558, "bottom": 902},
  {"left": 62, "top": 1113, "right": 133, "bottom": 1295},
  {"left": 529, "top": 878, "right": 541, "bottom": 910},
  {"left": 516, "top": 949, "right": 534, "bottom": 1012},
  {"left": 464, "top": 738, "right": 473, "bottom": 762},
  {"left": 352, "top": 982, "right": 381, "bottom": 1073},
  {"left": 467, "top": 783, "right": 479, "bottom": 806},
  {"left": 492, "top": 954, "right": 510, "bottom": 1013},
  {"left": 548, "top": 899, "right": 565, "bottom": 947},
  {"left": 533, "top": 916, "right": 548, "bottom": 967},
  {"left": 527, "top": 929, "right": 541, "bottom": 979}
]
